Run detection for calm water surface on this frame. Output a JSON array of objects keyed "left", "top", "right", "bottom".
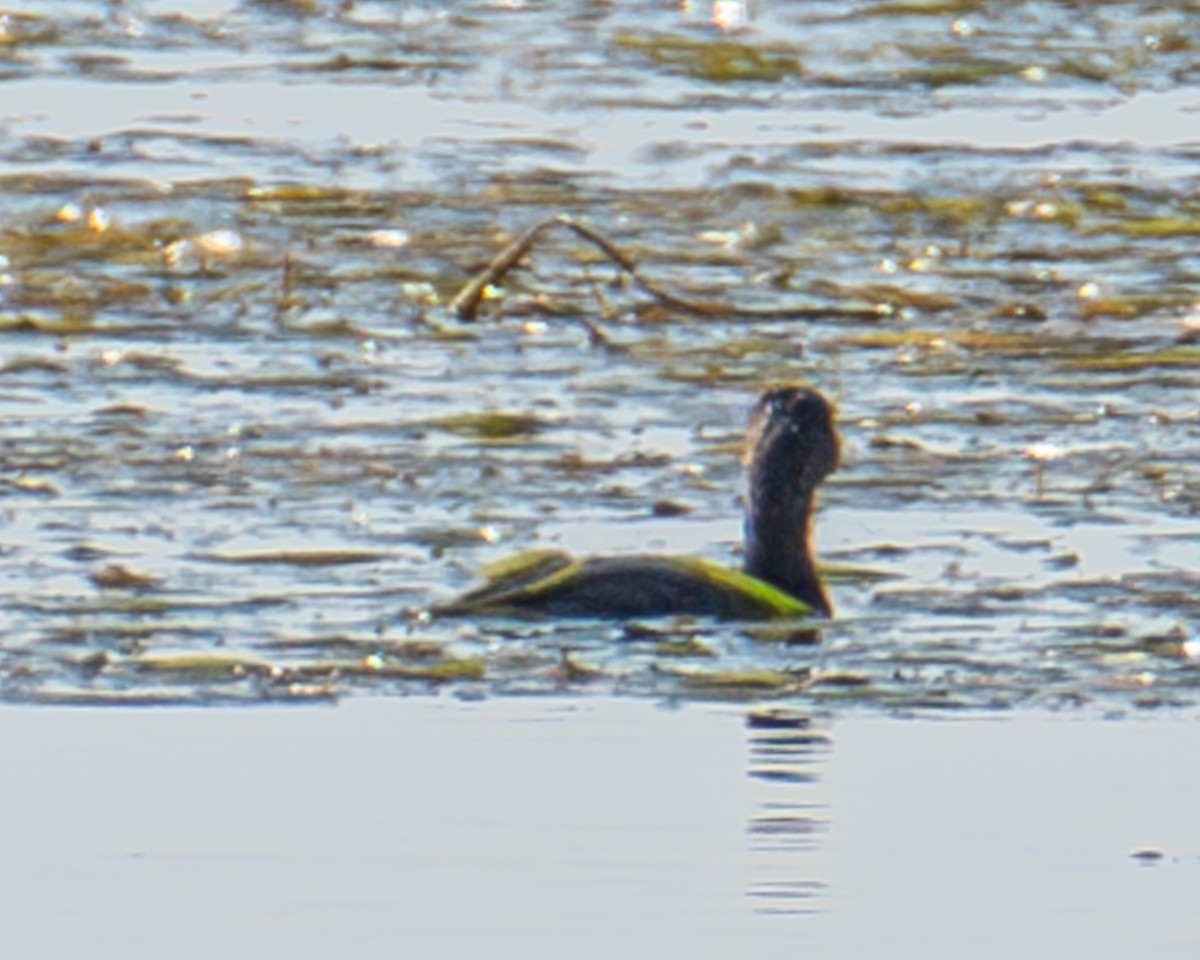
[{"left": 2, "top": 698, "right": 1197, "bottom": 959}]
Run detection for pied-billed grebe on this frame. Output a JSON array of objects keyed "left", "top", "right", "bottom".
[{"left": 440, "top": 386, "right": 840, "bottom": 620}]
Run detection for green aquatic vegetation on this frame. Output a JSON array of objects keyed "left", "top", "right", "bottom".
[
  {"left": 476, "top": 176, "right": 593, "bottom": 210},
  {"left": 0, "top": 11, "right": 59, "bottom": 46},
  {"left": 245, "top": 0, "right": 322, "bottom": 19},
  {"left": 124, "top": 650, "right": 279, "bottom": 679},
  {"left": 4, "top": 272, "right": 154, "bottom": 311},
  {"left": 90, "top": 563, "right": 163, "bottom": 591},
  {"left": 542, "top": 652, "right": 607, "bottom": 685},
  {"left": 666, "top": 665, "right": 809, "bottom": 695},
  {"left": 785, "top": 187, "right": 1001, "bottom": 234},
  {"left": 836, "top": 328, "right": 1173, "bottom": 366},
  {"left": 808, "top": 671, "right": 872, "bottom": 689},
  {"left": 259, "top": 634, "right": 384, "bottom": 655},
  {"left": 649, "top": 637, "right": 718, "bottom": 659},
  {"left": 1009, "top": 199, "right": 1086, "bottom": 228},
  {"left": 833, "top": 328, "right": 1043, "bottom": 353},
  {"left": 1079, "top": 188, "right": 1131, "bottom": 214},
  {"left": 203, "top": 547, "right": 391, "bottom": 566},
  {"left": 6, "top": 688, "right": 235, "bottom": 707},
  {"left": 189, "top": 370, "right": 374, "bottom": 393},
  {"left": 2, "top": 222, "right": 160, "bottom": 267},
  {"left": 850, "top": 283, "right": 960, "bottom": 312},
  {"left": 27, "top": 593, "right": 293, "bottom": 617},
  {"left": 245, "top": 183, "right": 395, "bottom": 220},
  {"left": 1065, "top": 630, "right": 1191, "bottom": 663},
  {"left": 1054, "top": 58, "right": 1117, "bottom": 85},
  {"left": 819, "top": 562, "right": 903, "bottom": 584},
  {"left": 991, "top": 302, "right": 1048, "bottom": 323},
  {"left": 859, "top": 0, "right": 987, "bottom": 15},
  {"left": 1147, "top": 32, "right": 1195, "bottom": 55},
  {"left": 612, "top": 30, "right": 802, "bottom": 84},
  {"left": 287, "top": 54, "right": 420, "bottom": 75},
  {"left": 42, "top": 620, "right": 220, "bottom": 644},
  {"left": 0, "top": 309, "right": 94, "bottom": 335},
  {"left": 902, "top": 59, "right": 1017, "bottom": 88},
  {"left": 425, "top": 411, "right": 550, "bottom": 440},
  {"left": 292, "top": 656, "right": 485, "bottom": 682},
  {"left": 93, "top": 646, "right": 484, "bottom": 687},
  {"left": 0, "top": 474, "right": 60, "bottom": 495},
  {"left": 0, "top": 355, "right": 69, "bottom": 375},
  {"left": 1062, "top": 347, "right": 1200, "bottom": 373},
  {"left": 786, "top": 185, "right": 881, "bottom": 209},
  {"left": 1090, "top": 217, "right": 1200, "bottom": 238},
  {"left": 1076, "top": 292, "right": 1189, "bottom": 320},
  {"left": 741, "top": 624, "right": 822, "bottom": 646},
  {"left": 878, "top": 193, "right": 998, "bottom": 228}
]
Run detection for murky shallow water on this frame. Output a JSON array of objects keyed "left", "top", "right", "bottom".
[
  {"left": 3, "top": 698, "right": 1197, "bottom": 959},
  {"left": 2, "top": 1, "right": 1200, "bottom": 710}
]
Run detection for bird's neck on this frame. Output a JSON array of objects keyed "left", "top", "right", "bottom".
[{"left": 743, "top": 490, "right": 829, "bottom": 616}]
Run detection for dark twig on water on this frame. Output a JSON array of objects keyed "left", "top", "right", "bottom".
[
  {"left": 278, "top": 250, "right": 296, "bottom": 312},
  {"left": 448, "top": 214, "right": 885, "bottom": 324}
]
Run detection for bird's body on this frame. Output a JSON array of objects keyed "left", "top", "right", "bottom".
[
  {"left": 440, "top": 386, "right": 840, "bottom": 621},
  {"left": 443, "top": 549, "right": 813, "bottom": 620}
]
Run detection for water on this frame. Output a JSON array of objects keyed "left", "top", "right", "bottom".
[
  {"left": 2, "top": 0, "right": 1199, "bottom": 707},
  {"left": 1, "top": 698, "right": 1196, "bottom": 959},
  {"left": 3, "top": 5, "right": 1200, "bottom": 953}
]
